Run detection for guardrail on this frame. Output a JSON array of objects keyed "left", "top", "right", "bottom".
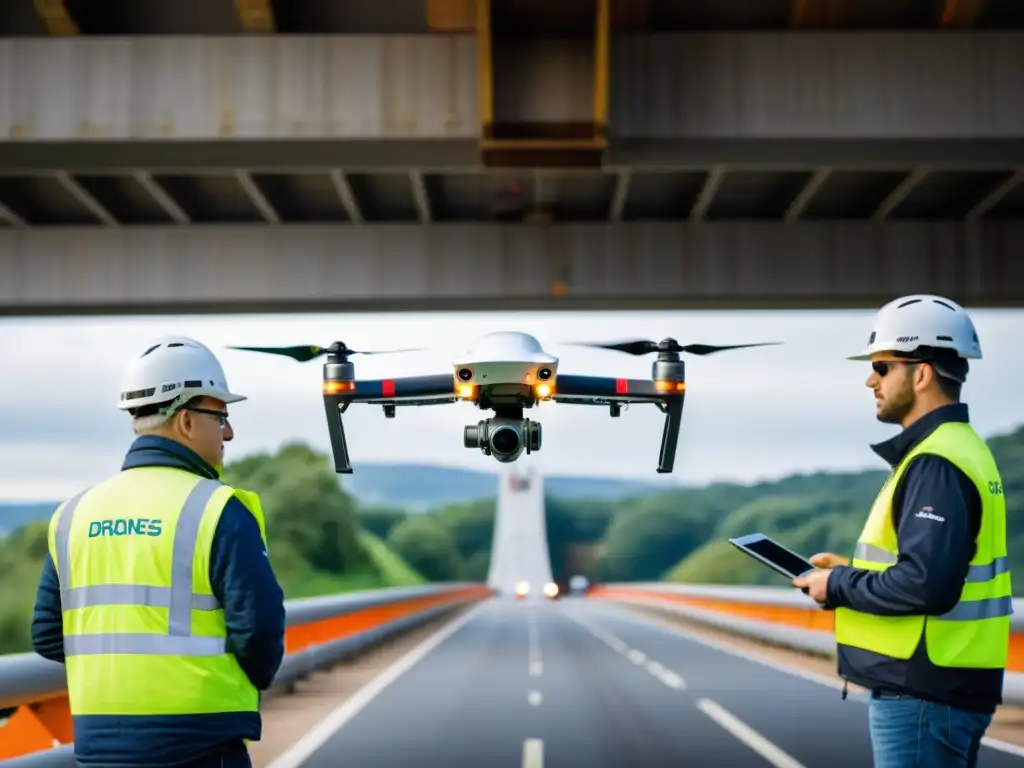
[
  {"left": 0, "top": 582, "right": 490, "bottom": 766},
  {"left": 590, "top": 582, "right": 1024, "bottom": 705}
]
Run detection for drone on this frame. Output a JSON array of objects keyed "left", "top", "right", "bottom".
[{"left": 228, "top": 332, "right": 781, "bottom": 475}]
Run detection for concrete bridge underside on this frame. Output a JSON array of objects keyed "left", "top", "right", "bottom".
[{"left": 1, "top": 0, "right": 1023, "bottom": 313}]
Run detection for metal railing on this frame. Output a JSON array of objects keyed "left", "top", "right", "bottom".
[
  {"left": 0, "top": 583, "right": 490, "bottom": 766},
  {"left": 590, "top": 582, "right": 1024, "bottom": 705}
]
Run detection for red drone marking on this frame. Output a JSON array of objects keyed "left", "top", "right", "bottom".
[
  {"left": 615, "top": 378, "right": 628, "bottom": 394},
  {"left": 382, "top": 379, "right": 396, "bottom": 397}
]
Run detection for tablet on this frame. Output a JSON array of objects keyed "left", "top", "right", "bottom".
[{"left": 728, "top": 532, "right": 816, "bottom": 580}]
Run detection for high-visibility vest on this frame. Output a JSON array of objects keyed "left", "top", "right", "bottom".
[
  {"left": 834, "top": 421, "right": 1012, "bottom": 669},
  {"left": 46, "top": 466, "right": 268, "bottom": 717}
]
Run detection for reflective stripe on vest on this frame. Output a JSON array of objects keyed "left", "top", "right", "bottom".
[
  {"left": 854, "top": 543, "right": 1013, "bottom": 621},
  {"left": 55, "top": 477, "right": 226, "bottom": 657}
]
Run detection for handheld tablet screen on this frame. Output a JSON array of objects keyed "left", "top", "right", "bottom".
[{"left": 737, "top": 536, "right": 814, "bottom": 577}]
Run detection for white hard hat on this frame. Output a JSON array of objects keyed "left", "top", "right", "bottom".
[
  {"left": 117, "top": 335, "right": 246, "bottom": 412},
  {"left": 848, "top": 294, "right": 981, "bottom": 364}
]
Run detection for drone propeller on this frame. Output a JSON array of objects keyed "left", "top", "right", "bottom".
[
  {"left": 566, "top": 338, "right": 782, "bottom": 357},
  {"left": 227, "top": 342, "right": 423, "bottom": 363}
]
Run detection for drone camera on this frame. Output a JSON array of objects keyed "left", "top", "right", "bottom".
[
  {"left": 457, "top": 367, "right": 473, "bottom": 382},
  {"left": 537, "top": 367, "right": 553, "bottom": 381},
  {"left": 464, "top": 416, "right": 542, "bottom": 463}
]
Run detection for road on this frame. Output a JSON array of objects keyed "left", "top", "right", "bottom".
[{"left": 268, "top": 597, "right": 1024, "bottom": 768}]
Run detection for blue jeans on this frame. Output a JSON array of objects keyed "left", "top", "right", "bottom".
[{"left": 868, "top": 692, "right": 992, "bottom": 768}]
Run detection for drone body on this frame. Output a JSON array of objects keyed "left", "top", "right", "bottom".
[{"left": 228, "top": 331, "right": 780, "bottom": 475}]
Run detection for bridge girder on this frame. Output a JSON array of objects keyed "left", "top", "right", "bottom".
[{"left": 0, "top": 221, "right": 1020, "bottom": 315}]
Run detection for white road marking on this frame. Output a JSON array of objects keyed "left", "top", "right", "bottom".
[
  {"left": 528, "top": 690, "right": 543, "bottom": 706},
  {"left": 527, "top": 617, "right": 543, "bottom": 678},
  {"left": 522, "top": 738, "right": 544, "bottom": 768},
  {"left": 657, "top": 669, "right": 686, "bottom": 689},
  {"left": 592, "top": 600, "right": 859, "bottom": 696},
  {"left": 562, "top": 605, "right": 687, "bottom": 690},
  {"left": 627, "top": 648, "right": 646, "bottom": 664},
  {"left": 267, "top": 601, "right": 488, "bottom": 768},
  {"left": 697, "top": 698, "right": 807, "bottom": 768}
]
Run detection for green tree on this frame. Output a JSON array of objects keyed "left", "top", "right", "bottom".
[
  {"left": 224, "top": 442, "right": 371, "bottom": 576},
  {"left": 386, "top": 516, "right": 466, "bottom": 582},
  {"left": 435, "top": 498, "right": 496, "bottom": 560},
  {"left": 358, "top": 507, "right": 408, "bottom": 540},
  {"left": 595, "top": 497, "right": 715, "bottom": 582}
]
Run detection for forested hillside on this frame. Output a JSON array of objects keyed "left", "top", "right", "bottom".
[
  {"left": 547, "top": 423, "right": 1023, "bottom": 595},
  {"left": 0, "top": 443, "right": 495, "bottom": 656}
]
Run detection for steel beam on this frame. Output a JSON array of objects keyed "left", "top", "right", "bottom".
[
  {"left": 0, "top": 37, "right": 479, "bottom": 143},
  {"left": 610, "top": 33, "right": 1024, "bottom": 140},
  {"left": 0, "top": 222, "right": 1019, "bottom": 315},
  {"left": 0, "top": 138, "right": 1021, "bottom": 176},
  {"left": 3, "top": 33, "right": 1022, "bottom": 147}
]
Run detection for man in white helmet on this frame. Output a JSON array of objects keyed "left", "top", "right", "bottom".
[
  {"left": 31, "top": 336, "right": 285, "bottom": 767},
  {"left": 793, "top": 296, "right": 1011, "bottom": 767}
]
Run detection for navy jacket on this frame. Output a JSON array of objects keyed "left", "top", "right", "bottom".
[
  {"left": 31, "top": 436, "right": 286, "bottom": 765},
  {"left": 824, "top": 403, "right": 1004, "bottom": 713}
]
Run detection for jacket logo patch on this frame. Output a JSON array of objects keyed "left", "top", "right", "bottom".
[
  {"left": 914, "top": 506, "right": 945, "bottom": 522},
  {"left": 88, "top": 518, "right": 164, "bottom": 538}
]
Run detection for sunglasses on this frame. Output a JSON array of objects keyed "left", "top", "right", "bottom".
[
  {"left": 871, "top": 359, "right": 922, "bottom": 377},
  {"left": 184, "top": 406, "right": 230, "bottom": 429}
]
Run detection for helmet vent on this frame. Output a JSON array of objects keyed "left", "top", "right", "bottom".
[
  {"left": 141, "top": 344, "right": 160, "bottom": 357},
  {"left": 937, "top": 335, "right": 953, "bottom": 341},
  {"left": 932, "top": 299, "right": 956, "bottom": 311},
  {"left": 897, "top": 299, "right": 922, "bottom": 308},
  {"left": 168, "top": 342, "right": 184, "bottom": 348},
  {"left": 184, "top": 379, "right": 202, "bottom": 387}
]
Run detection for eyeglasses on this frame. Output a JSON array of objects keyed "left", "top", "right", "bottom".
[
  {"left": 185, "top": 406, "right": 229, "bottom": 429},
  {"left": 871, "top": 359, "right": 922, "bottom": 377}
]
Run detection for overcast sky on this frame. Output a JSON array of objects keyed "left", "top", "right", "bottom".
[{"left": 1, "top": 307, "right": 1021, "bottom": 502}]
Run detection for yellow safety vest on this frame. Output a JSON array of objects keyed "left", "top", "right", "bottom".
[
  {"left": 834, "top": 421, "right": 1012, "bottom": 669},
  {"left": 46, "top": 465, "right": 269, "bottom": 717}
]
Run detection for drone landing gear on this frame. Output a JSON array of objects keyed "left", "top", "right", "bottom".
[
  {"left": 324, "top": 396, "right": 353, "bottom": 474},
  {"left": 656, "top": 398, "right": 684, "bottom": 474}
]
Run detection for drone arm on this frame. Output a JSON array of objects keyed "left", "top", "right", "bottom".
[
  {"left": 551, "top": 374, "right": 677, "bottom": 404},
  {"left": 347, "top": 374, "right": 457, "bottom": 405}
]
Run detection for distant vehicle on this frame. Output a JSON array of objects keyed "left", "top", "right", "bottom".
[
  {"left": 569, "top": 575, "right": 590, "bottom": 596},
  {"left": 514, "top": 580, "right": 530, "bottom": 599},
  {"left": 543, "top": 582, "right": 560, "bottom": 600}
]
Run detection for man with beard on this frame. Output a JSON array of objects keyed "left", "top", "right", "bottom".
[{"left": 792, "top": 294, "right": 1011, "bottom": 768}]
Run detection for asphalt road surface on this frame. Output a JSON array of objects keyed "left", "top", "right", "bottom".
[{"left": 269, "top": 597, "right": 1024, "bottom": 768}]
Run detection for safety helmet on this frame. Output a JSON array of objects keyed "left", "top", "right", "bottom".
[
  {"left": 117, "top": 335, "right": 246, "bottom": 413},
  {"left": 848, "top": 295, "right": 980, "bottom": 382}
]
